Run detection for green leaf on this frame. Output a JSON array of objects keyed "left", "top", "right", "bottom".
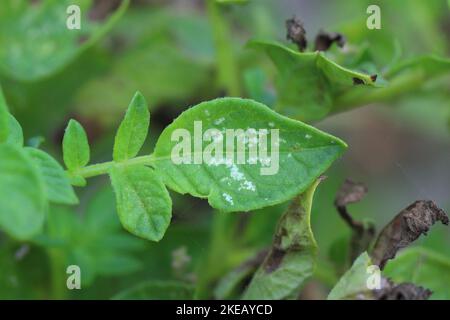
[
  {"left": 62, "top": 119, "right": 90, "bottom": 171},
  {"left": 25, "top": 147, "right": 78, "bottom": 205},
  {"left": 0, "top": 0, "right": 129, "bottom": 81},
  {"left": 248, "top": 40, "right": 376, "bottom": 122},
  {"left": 242, "top": 178, "right": 322, "bottom": 299},
  {"left": 0, "top": 86, "right": 8, "bottom": 143},
  {"left": 0, "top": 144, "right": 46, "bottom": 239},
  {"left": 335, "top": 55, "right": 450, "bottom": 110},
  {"left": 383, "top": 247, "right": 450, "bottom": 300},
  {"left": 112, "top": 280, "right": 194, "bottom": 300},
  {"left": 327, "top": 252, "right": 372, "bottom": 300},
  {"left": 153, "top": 97, "right": 346, "bottom": 212},
  {"left": 6, "top": 114, "right": 24, "bottom": 147},
  {"left": 113, "top": 92, "right": 150, "bottom": 161},
  {"left": 39, "top": 188, "right": 145, "bottom": 288},
  {"left": 109, "top": 165, "right": 172, "bottom": 241}
]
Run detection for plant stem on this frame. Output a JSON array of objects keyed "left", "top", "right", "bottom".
[
  {"left": 49, "top": 249, "right": 66, "bottom": 300},
  {"left": 206, "top": 0, "right": 241, "bottom": 96},
  {"left": 333, "top": 70, "right": 424, "bottom": 112},
  {"left": 71, "top": 154, "right": 154, "bottom": 179}
]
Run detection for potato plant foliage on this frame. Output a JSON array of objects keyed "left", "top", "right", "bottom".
[{"left": 0, "top": 0, "right": 449, "bottom": 300}]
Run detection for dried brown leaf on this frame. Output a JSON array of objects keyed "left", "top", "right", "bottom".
[
  {"left": 371, "top": 200, "right": 449, "bottom": 270},
  {"left": 286, "top": 17, "right": 307, "bottom": 52},
  {"left": 314, "top": 30, "right": 346, "bottom": 51},
  {"left": 374, "top": 278, "right": 432, "bottom": 300},
  {"left": 334, "top": 179, "right": 375, "bottom": 262}
]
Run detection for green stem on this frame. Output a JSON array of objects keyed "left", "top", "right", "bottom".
[
  {"left": 206, "top": 0, "right": 241, "bottom": 96},
  {"left": 71, "top": 154, "right": 154, "bottom": 179},
  {"left": 49, "top": 249, "right": 66, "bottom": 300},
  {"left": 333, "top": 70, "right": 424, "bottom": 112}
]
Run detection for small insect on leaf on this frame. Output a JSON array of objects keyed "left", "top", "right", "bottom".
[
  {"left": 62, "top": 119, "right": 90, "bottom": 171},
  {"left": 113, "top": 91, "right": 150, "bottom": 161}
]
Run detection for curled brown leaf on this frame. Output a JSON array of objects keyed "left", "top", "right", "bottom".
[
  {"left": 371, "top": 200, "right": 449, "bottom": 270},
  {"left": 334, "top": 179, "right": 375, "bottom": 263},
  {"left": 374, "top": 278, "right": 432, "bottom": 300},
  {"left": 314, "top": 30, "right": 346, "bottom": 51},
  {"left": 286, "top": 17, "right": 307, "bottom": 52}
]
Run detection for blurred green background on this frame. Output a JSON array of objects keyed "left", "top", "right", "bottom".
[{"left": 0, "top": 0, "right": 449, "bottom": 299}]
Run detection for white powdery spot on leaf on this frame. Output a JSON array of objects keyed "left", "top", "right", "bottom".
[
  {"left": 214, "top": 117, "right": 225, "bottom": 125},
  {"left": 240, "top": 180, "right": 256, "bottom": 191},
  {"left": 305, "top": 134, "right": 312, "bottom": 139},
  {"left": 268, "top": 122, "right": 275, "bottom": 127},
  {"left": 222, "top": 192, "right": 234, "bottom": 205},
  {"left": 230, "top": 164, "right": 245, "bottom": 181}
]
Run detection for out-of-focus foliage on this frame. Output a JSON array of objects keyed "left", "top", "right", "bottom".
[
  {"left": 34, "top": 188, "right": 145, "bottom": 292},
  {"left": 0, "top": 0, "right": 129, "bottom": 81}
]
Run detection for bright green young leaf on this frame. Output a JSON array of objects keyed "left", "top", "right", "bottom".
[
  {"left": 248, "top": 40, "right": 376, "bottom": 122},
  {"left": 242, "top": 178, "right": 322, "bottom": 299},
  {"left": 154, "top": 98, "right": 346, "bottom": 212},
  {"left": 112, "top": 280, "right": 194, "bottom": 300},
  {"left": 62, "top": 119, "right": 90, "bottom": 171},
  {"left": 0, "top": 0, "right": 129, "bottom": 81},
  {"left": 6, "top": 114, "right": 24, "bottom": 147},
  {"left": 110, "top": 165, "right": 172, "bottom": 241},
  {"left": 0, "top": 144, "right": 46, "bottom": 239},
  {"left": 25, "top": 147, "right": 78, "bottom": 205},
  {"left": 327, "top": 252, "right": 372, "bottom": 300},
  {"left": 0, "top": 86, "right": 8, "bottom": 143},
  {"left": 383, "top": 247, "right": 450, "bottom": 300},
  {"left": 113, "top": 92, "right": 150, "bottom": 161}
]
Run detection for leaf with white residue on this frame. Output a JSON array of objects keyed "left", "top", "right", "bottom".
[{"left": 154, "top": 98, "right": 346, "bottom": 212}]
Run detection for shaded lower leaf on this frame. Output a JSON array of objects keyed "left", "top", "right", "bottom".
[
  {"left": 0, "top": 144, "right": 46, "bottom": 239},
  {"left": 38, "top": 188, "right": 145, "bottom": 288},
  {"left": 25, "top": 147, "right": 78, "bottom": 205},
  {"left": 110, "top": 165, "right": 172, "bottom": 241},
  {"left": 214, "top": 249, "right": 268, "bottom": 299},
  {"left": 383, "top": 247, "right": 450, "bottom": 300},
  {"left": 112, "top": 280, "right": 194, "bottom": 300},
  {"left": 242, "top": 178, "right": 322, "bottom": 299}
]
